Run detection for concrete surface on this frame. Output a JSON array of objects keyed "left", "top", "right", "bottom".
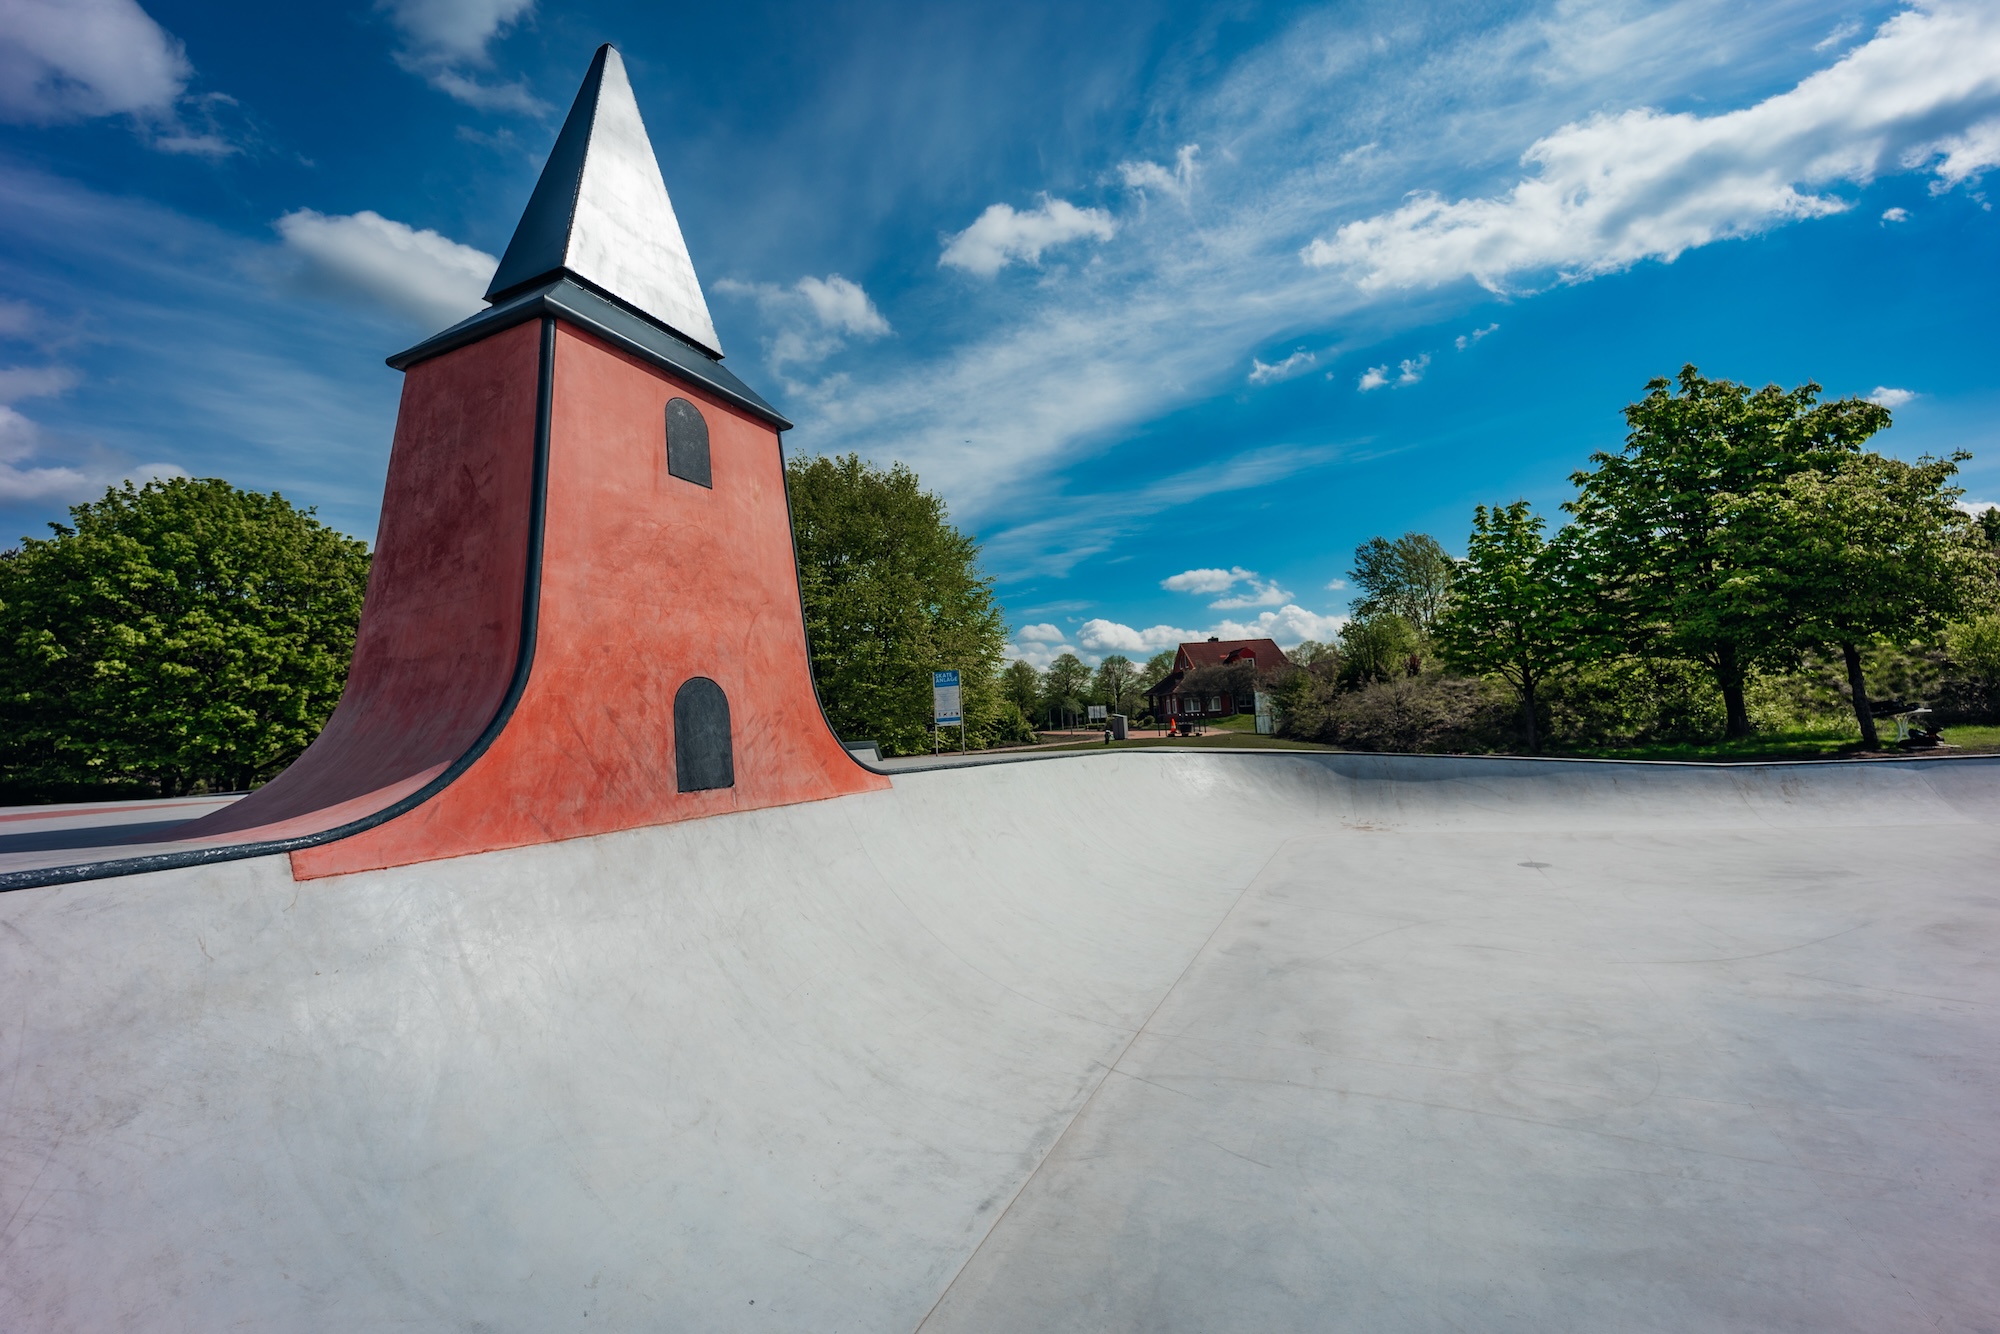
[{"left": 2, "top": 751, "right": 1996, "bottom": 1331}]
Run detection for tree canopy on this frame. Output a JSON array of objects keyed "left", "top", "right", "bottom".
[
  {"left": 786, "top": 453, "right": 1008, "bottom": 755},
  {"left": 1349, "top": 532, "right": 1455, "bottom": 633},
  {"left": 1434, "top": 501, "right": 1570, "bottom": 751},
  {"left": 0, "top": 477, "right": 371, "bottom": 798},
  {"left": 1563, "top": 365, "right": 1891, "bottom": 737}
]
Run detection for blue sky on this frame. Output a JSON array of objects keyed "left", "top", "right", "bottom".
[{"left": 2, "top": 1, "right": 1997, "bottom": 667}]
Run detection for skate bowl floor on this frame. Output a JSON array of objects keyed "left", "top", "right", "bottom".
[{"left": 3, "top": 750, "right": 1996, "bottom": 1331}]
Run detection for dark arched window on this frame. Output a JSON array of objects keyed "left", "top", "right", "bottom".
[
  {"left": 674, "top": 677, "right": 734, "bottom": 791},
  {"left": 666, "top": 397, "right": 711, "bottom": 488}
]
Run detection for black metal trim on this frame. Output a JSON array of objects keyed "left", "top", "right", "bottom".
[
  {"left": 0, "top": 317, "right": 561, "bottom": 895},
  {"left": 388, "top": 278, "right": 791, "bottom": 431}
]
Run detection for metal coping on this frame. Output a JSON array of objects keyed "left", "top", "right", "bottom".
[{"left": 388, "top": 277, "right": 790, "bottom": 431}]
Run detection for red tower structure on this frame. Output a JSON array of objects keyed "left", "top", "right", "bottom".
[{"left": 157, "top": 45, "right": 886, "bottom": 879}]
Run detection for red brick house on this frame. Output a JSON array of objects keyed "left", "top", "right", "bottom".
[{"left": 1144, "top": 637, "right": 1289, "bottom": 720}]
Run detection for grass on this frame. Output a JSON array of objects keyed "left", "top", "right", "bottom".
[{"left": 1034, "top": 731, "right": 1340, "bottom": 754}]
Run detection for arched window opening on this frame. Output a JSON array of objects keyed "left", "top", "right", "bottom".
[
  {"left": 666, "top": 397, "right": 711, "bottom": 488},
  {"left": 674, "top": 676, "right": 734, "bottom": 791}
]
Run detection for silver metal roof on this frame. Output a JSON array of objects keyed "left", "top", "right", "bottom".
[{"left": 484, "top": 44, "right": 723, "bottom": 358}]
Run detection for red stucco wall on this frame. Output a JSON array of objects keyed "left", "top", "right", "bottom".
[{"left": 286, "top": 320, "right": 885, "bottom": 878}]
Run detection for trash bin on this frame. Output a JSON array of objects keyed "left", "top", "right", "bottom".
[{"left": 1109, "top": 713, "right": 1128, "bottom": 741}]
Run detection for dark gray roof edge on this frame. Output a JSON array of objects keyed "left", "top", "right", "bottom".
[{"left": 387, "top": 278, "right": 791, "bottom": 430}]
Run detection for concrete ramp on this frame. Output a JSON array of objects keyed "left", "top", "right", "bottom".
[{"left": 3, "top": 751, "right": 1997, "bottom": 1331}]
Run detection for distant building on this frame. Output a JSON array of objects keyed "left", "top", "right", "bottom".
[{"left": 1143, "top": 637, "right": 1289, "bottom": 720}]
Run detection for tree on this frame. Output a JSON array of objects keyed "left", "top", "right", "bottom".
[
  {"left": 1754, "top": 451, "right": 1988, "bottom": 748},
  {"left": 1041, "top": 651, "right": 1091, "bottom": 727},
  {"left": 1338, "top": 613, "right": 1422, "bottom": 686},
  {"left": 1141, "top": 648, "right": 1176, "bottom": 686},
  {"left": 1092, "top": 654, "right": 1140, "bottom": 714},
  {"left": 0, "top": 477, "right": 371, "bottom": 797},
  {"left": 1001, "top": 659, "right": 1041, "bottom": 716},
  {"left": 1434, "top": 501, "right": 1571, "bottom": 751},
  {"left": 1350, "top": 533, "right": 1455, "bottom": 633},
  {"left": 1564, "top": 365, "right": 1889, "bottom": 738},
  {"left": 787, "top": 453, "right": 1008, "bottom": 755}
]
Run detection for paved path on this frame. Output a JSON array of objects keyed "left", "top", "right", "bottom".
[{"left": 3, "top": 751, "right": 1996, "bottom": 1331}]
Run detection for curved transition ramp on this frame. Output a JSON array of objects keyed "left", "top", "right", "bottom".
[{"left": 3, "top": 750, "right": 1997, "bottom": 1331}]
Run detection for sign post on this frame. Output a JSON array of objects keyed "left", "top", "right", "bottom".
[{"left": 933, "top": 670, "right": 962, "bottom": 755}]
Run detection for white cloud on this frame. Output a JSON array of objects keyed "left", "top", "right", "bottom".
[
  {"left": 1455, "top": 322, "right": 1499, "bottom": 349},
  {"left": 1814, "top": 19, "right": 1863, "bottom": 53},
  {"left": 717, "top": 273, "right": 891, "bottom": 377},
  {"left": 0, "top": 392, "right": 184, "bottom": 504},
  {"left": 1212, "top": 605, "right": 1348, "bottom": 646},
  {"left": 1007, "top": 636, "right": 1082, "bottom": 669},
  {"left": 275, "top": 209, "right": 496, "bottom": 329},
  {"left": 0, "top": 0, "right": 188, "bottom": 123},
  {"left": 1959, "top": 498, "right": 1997, "bottom": 515},
  {"left": 1119, "top": 144, "right": 1201, "bottom": 201},
  {"left": 940, "top": 198, "right": 1118, "bottom": 277},
  {"left": 1016, "top": 622, "right": 1067, "bottom": 643},
  {"left": 794, "top": 275, "right": 891, "bottom": 337},
  {"left": 1867, "top": 385, "right": 1917, "bottom": 408},
  {"left": 1325, "top": 577, "right": 1348, "bottom": 591},
  {"left": 1160, "top": 565, "right": 1291, "bottom": 607},
  {"left": 1923, "top": 117, "right": 2000, "bottom": 190},
  {"left": 0, "top": 0, "right": 238, "bottom": 154},
  {"left": 1302, "top": 5, "right": 2000, "bottom": 293},
  {"left": 1881, "top": 206, "right": 1910, "bottom": 222},
  {"left": 1248, "top": 349, "right": 1315, "bottom": 384},
  {"left": 1396, "top": 353, "right": 1431, "bottom": 385},
  {"left": 377, "top": 0, "right": 545, "bottom": 112},
  {"left": 1077, "top": 619, "right": 1195, "bottom": 654},
  {"left": 1078, "top": 604, "right": 1346, "bottom": 654},
  {"left": 1357, "top": 364, "right": 1390, "bottom": 391},
  {"left": 1163, "top": 566, "right": 1246, "bottom": 594}
]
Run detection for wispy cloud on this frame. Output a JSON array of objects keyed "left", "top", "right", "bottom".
[
  {"left": 939, "top": 197, "right": 1117, "bottom": 276},
  {"left": 716, "top": 273, "right": 891, "bottom": 379},
  {"left": 1119, "top": 144, "right": 1201, "bottom": 203},
  {"left": 0, "top": 359, "right": 183, "bottom": 505},
  {"left": 1867, "top": 385, "right": 1916, "bottom": 408},
  {"left": 377, "top": 0, "right": 547, "bottom": 113},
  {"left": 1455, "top": 322, "right": 1499, "bottom": 349},
  {"left": 1248, "top": 349, "right": 1316, "bottom": 384},
  {"left": 1881, "top": 206, "right": 1909, "bottom": 222},
  {"left": 1357, "top": 364, "right": 1390, "bottom": 391},
  {"left": 274, "top": 209, "right": 497, "bottom": 329}
]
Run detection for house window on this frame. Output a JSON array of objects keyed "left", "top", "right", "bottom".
[
  {"left": 674, "top": 677, "right": 734, "bottom": 791},
  {"left": 666, "top": 397, "right": 711, "bottom": 488},
  {"left": 1209, "top": 695, "right": 1222, "bottom": 713}
]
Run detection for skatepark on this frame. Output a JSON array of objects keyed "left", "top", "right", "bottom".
[{"left": 3, "top": 45, "right": 1997, "bottom": 1333}]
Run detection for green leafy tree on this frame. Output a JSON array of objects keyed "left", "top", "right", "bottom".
[
  {"left": 1350, "top": 533, "right": 1455, "bottom": 633},
  {"left": 1337, "top": 613, "right": 1421, "bottom": 686},
  {"left": 787, "top": 453, "right": 1008, "bottom": 755},
  {"left": 1001, "top": 659, "right": 1041, "bottom": 715},
  {"left": 1041, "top": 651, "right": 1091, "bottom": 727},
  {"left": 1434, "top": 501, "right": 1571, "bottom": 751},
  {"left": 1092, "top": 654, "right": 1140, "bottom": 714},
  {"left": 1752, "top": 451, "right": 1988, "bottom": 748},
  {"left": 0, "top": 477, "right": 371, "bottom": 797},
  {"left": 1564, "top": 365, "right": 1889, "bottom": 738}
]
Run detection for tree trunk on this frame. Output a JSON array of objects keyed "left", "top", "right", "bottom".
[
  {"left": 1519, "top": 679, "right": 1539, "bottom": 753},
  {"left": 1717, "top": 644, "right": 1752, "bottom": 739},
  {"left": 1842, "top": 641, "right": 1879, "bottom": 750}
]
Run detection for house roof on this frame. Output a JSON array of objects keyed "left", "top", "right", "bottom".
[
  {"left": 1144, "top": 638, "right": 1290, "bottom": 696},
  {"left": 1176, "top": 638, "right": 1288, "bottom": 670}
]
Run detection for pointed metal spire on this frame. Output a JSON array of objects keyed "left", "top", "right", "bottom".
[{"left": 485, "top": 44, "right": 723, "bottom": 357}]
